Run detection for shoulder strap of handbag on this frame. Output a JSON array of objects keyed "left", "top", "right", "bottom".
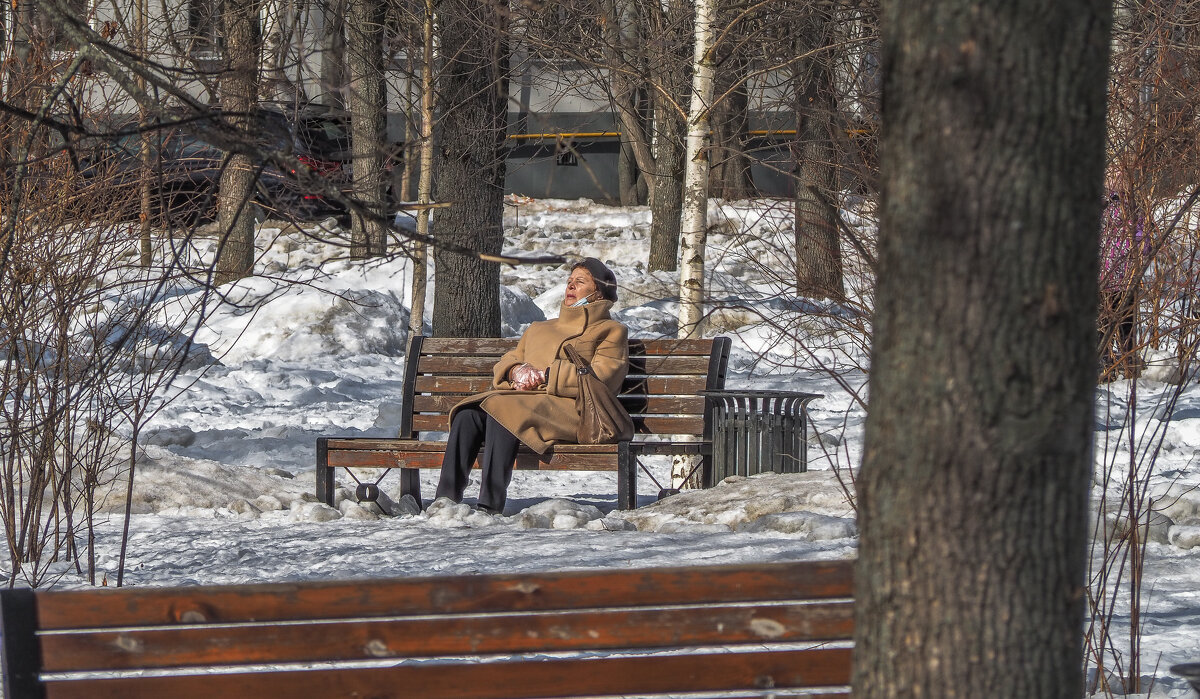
[{"left": 563, "top": 344, "right": 592, "bottom": 375}]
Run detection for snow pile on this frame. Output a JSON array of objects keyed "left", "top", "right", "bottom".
[{"left": 198, "top": 284, "right": 410, "bottom": 364}]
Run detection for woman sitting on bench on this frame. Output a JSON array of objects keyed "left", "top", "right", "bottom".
[{"left": 433, "top": 258, "right": 629, "bottom": 514}]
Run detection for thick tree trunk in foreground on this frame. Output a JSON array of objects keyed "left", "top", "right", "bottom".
[
  {"left": 855, "top": 0, "right": 1110, "bottom": 697},
  {"left": 431, "top": 0, "right": 507, "bottom": 338},
  {"left": 346, "top": 0, "right": 387, "bottom": 257},
  {"left": 215, "top": 0, "right": 261, "bottom": 286}
]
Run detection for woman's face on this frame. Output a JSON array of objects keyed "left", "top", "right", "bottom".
[{"left": 564, "top": 268, "right": 599, "bottom": 306}]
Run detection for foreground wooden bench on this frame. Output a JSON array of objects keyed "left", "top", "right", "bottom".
[
  {"left": 318, "top": 335, "right": 732, "bottom": 510},
  {"left": 0, "top": 559, "right": 854, "bottom": 698}
]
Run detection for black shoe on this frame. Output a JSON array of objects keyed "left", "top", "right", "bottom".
[{"left": 477, "top": 504, "right": 502, "bottom": 515}]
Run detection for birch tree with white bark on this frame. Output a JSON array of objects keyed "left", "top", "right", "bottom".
[
  {"left": 676, "top": 0, "right": 716, "bottom": 340},
  {"left": 671, "top": 0, "right": 716, "bottom": 489},
  {"left": 408, "top": 0, "right": 436, "bottom": 340}
]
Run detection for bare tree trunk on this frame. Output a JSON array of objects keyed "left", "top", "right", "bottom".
[
  {"left": 135, "top": 0, "right": 152, "bottom": 266},
  {"left": 708, "top": 71, "right": 753, "bottom": 201},
  {"left": 346, "top": 0, "right": 387, "bottom": 257},
  {"left": 408, "top": 0, "right": 435, "bottom": 340},
  {"left": 670, "top": 0, "right": 715, "bottom": 490},
  {"left": 400, "top": 72, "right": 417, "bottom": 205},
  {"left": 215, "top": 0, "right": 261, "bottom": 286},
  {"left": 854, "top": 0, "right": 1110, "bottom": 696},
  {"left": 648, "top": 106, "right": 684, "bottom": 272},
  {"left": 603, "top": 0, "right": 655, "bottom": 207},
  {"left": 320, "top": 0, "right": 347, "bottom": 109},
  {"left": 431, "top": 0, "right": 507, "bottom": 338},
  {"left": 617, "top": 137, "right": 640, "bottom": 206},
  {"left": 645, "top": 0, "right": 690, "bottom": 273},
  {"left": 677, "top": 0, "right": 715, "bottom": 340},
  {"left": 792, "top": 12, "right": 843, "bottom": 301},
  {"left": 708, "top": 2, "right": 752, "bottom": 201},
  {"left": 261, "top": 1, "right": 304, "bottom": 104}
]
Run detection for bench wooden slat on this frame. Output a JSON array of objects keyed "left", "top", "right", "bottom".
[
  {"left": 417, "top": 354, "right": 715, "bottom": 376},
  {"left": 328, "top": 447, "right": 628, "bottom": 471},
  {"left": 42, "top": 648, "right": 852, "bottom": 699},
  {"left": 323, "top": 439, "right": 624, "bottom": 454},
  {"left": 410, "top": 413, "right": 705, "bottom": 435},
  {"left": 43, "top": 601, "right": 854, "bottom": 671},
  {"left": 324, "top": 441, "right": 711, "bottom": 471},
  {"left": 416, "top": 337, "right": 723, "bottom": 357},
  {"left": 414, "top": 374, "right": 712, "bottom": 396},
  {"left": 33, "top": 561, "right": 854, "bottom": 629},
  {"left": 411, "top": 394, "right": 705, "bottom": 416}
]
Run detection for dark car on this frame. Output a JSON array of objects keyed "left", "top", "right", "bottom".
[
  {"left": 285, "top": 108, "right": 408, "bottom": 206},
  {"left": 79, "top": 110, "right": 349, "bottom": 226}
]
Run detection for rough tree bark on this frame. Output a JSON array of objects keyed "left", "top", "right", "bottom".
[
  {"left": 854, "top": 1, "right": 1111, "bottom": 697},
  {"left": 430, "top": 0, "right": 507, "bottom": 338},
  {"left": 646, "top": 94, "right": 685, "bottom": 273},
  {"left": 644, "top": 0, "right": 690, "bottom": 273},
  {"left": 708, "top": 67, "right": 753, "bottom": 201},
  {"left": 214, "top": 0, "right": 261, "bottom": 286},
  {"left": 346, "top": 0, "right": 387, "bottom": 257},
  {"left": 707, "top": 0, "right": 753, "bottom": 202},
  {"left": 791, "top": 9, "right": 843, "bottom": 301},
  {"left": 602, "top": 0, "right": 651, "bottom": 207}
]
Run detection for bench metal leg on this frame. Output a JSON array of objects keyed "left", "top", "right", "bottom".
[
  {"left": 315, "top": 438, "right": 335, "bottom": 507},
  {"left": 0, "top": 588, "right": 41, "bottom": 699},
  {"left": 617, "top": 441, "right": 636, "bottom": 510},
  {"left": 399, "top": 468, "right": 422, "bottom": 507}
]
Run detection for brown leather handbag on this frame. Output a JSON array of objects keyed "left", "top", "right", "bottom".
[{"left": 564, "top": 344, "right": 634, "bottom": 444}]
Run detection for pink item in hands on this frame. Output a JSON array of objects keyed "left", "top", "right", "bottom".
[{"left": 510, "top": 363, "right": 543, "bottom": 391}]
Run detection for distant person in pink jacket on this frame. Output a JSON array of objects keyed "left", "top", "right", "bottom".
[{"left": 1099, "top": 172, "right": 1147, "bottom": 378}]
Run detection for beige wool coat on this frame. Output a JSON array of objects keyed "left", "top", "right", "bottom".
[{"left": 449, "top": 300, "right": 629, "bottom": 454}]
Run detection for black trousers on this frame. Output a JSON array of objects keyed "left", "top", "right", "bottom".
[{"left": 435, "top": 406, "right": 521, "bottom": 512}]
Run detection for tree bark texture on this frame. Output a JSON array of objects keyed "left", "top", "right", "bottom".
[
  {"left": 431, "top": 0, "right": 507, "bottom": 338},
  {"left": 855, "top": 2, "right": 1110, "bottom": 697},
  {"left": 707, "top": 1, "right": 753, "bottom": 202},
  {"left": 792, "top": 12, "right": 843, "bottom": 301},
  {"left": 215, "top": 0, "right": 261, "bottom": 286},
  {"left": 2, "top": 1, "right": 41, "bottom": 163},
  {"left": 346, "top": 0, "right": 388, "bottom": 257},
  {"left": 708, "top": 69, "right": 753, "bottom": 201},
  {"left": 602, "top": 0, "right": 654, "bottom": 207},
  {"left": 646, "top": 0, "right": 690, "bottom": 273}
]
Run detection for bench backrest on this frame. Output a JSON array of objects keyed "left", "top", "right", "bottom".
[
  {"left": 0, "top": 559, "right": 854, "bottom": 698},
  {"left": 400, "top": 335, "right": 732, "bottom": 440}
]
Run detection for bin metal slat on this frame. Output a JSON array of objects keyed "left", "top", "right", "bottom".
[{"left": 701, "top": 390, "right": 821, "bottom": 481}]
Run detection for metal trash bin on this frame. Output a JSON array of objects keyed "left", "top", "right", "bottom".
[{"left": 701, "top": 390, "right": 822, "bottom": 485}]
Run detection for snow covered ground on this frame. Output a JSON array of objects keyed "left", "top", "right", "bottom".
[{"left": 7, "top": 198, "right": 1199, "bottom": 696}]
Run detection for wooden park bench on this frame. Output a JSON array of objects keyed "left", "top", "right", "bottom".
[
  {"left": 0, "top": 558, "right": 855, "bottom": 698},
  {"left": 317, "top": 334, "right": 733, "bottom": 510}
]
